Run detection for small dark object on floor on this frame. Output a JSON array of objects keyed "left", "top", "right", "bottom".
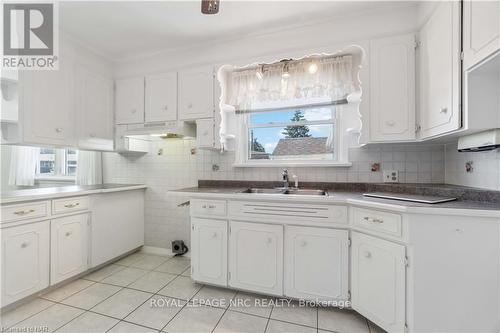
[{"left": 172, "top": 240, "right": 188, "bottom": 256}]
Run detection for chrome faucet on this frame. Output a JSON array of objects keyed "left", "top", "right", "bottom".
[{"left": 282, "top": 169, "right": 289, "bottom": 189}]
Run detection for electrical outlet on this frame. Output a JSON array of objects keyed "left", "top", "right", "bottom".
[{"left": 383, "top": 170, "right": 399, "bottom": 183}]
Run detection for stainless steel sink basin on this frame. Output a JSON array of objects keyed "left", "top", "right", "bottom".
[{"left": 239, "top": 188, "right": 328, "bottom": 196}]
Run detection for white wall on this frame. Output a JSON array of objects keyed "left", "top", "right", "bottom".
[{"left": 445, "top": 143, "right": 500, "bottom": 190}]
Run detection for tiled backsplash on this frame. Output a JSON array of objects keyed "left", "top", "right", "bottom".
[
  {"left": 445, "top": 143, "right": 500, "bottom": 191},
  {"left": 102, "top": 139, "right": 446, "bottom": 249}
]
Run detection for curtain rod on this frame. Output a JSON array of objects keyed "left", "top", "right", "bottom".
[{"left": 234, "top": 98, "right": 348, "bottom": 114}]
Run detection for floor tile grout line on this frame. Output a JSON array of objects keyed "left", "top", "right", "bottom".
[
  {"left": 39, "top": 279, "right": 97, "bottom": 303},
  {"left": 209, "top": 286, "right": 238, "bottom": 333},
  {"left": 3, "top": 300, "right": 59, "bottom": 329},
  {"left": 263, "top": 302, "right": 275, "bottom": 333}
]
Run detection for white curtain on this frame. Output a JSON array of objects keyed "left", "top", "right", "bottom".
[
  {"left": 76, "top": 150, "right": 102, "bottom": 185},
  {"left": 229, "top": 55, "right": 354, "bottom": 111},
  {"left": 8, "top": 146, "right": 40, "bottom": 186}
]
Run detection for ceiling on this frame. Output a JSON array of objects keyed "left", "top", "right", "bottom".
[{"left": 60, "top": 1, "right": 415, "bottom": 61}]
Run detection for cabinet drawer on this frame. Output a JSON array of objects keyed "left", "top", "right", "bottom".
[
  {"left": 352, "top": 207, "right": 402, "bottom": 237},
  {"left": 191, "top": 199, "right": 227, "bottom": 217},
  {"left": 1, "top": 201, "right": 49, "bottom": 223},
  {"left": 52, "top": 196, "right": 89, "bottom": 215}
]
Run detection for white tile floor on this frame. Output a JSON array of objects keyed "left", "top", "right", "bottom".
[{"left": 0, "top": 252, "right": 386, "bottom": 333}]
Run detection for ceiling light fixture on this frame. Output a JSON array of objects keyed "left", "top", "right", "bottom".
[
  {"left": 201, "top": 0, "right": 220, "bottom": 14},
  {"left": 308, "top": 62, "right": 318, "bottom": 74}
]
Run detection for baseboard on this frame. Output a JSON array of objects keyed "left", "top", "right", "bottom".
[{"left": 140, "top": 245, "right": 191, "bottom": 258}]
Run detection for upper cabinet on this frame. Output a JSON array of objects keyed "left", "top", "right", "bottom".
[
  {"left": 75, "top": 64, "right": 114, "bottom": 151},
  {"left": 178, "top": 66, "right": 215, "bottom": 120},
  {"left": 463, "top": 1, "right": 500, "bottom": 70},
  {"left": 418, "top": 1, "right": 461, "bottom": 139},
  {"left": 115, "top": 77, "right": 144, "bottom": 125},
  {"left": 145, "top": 72, "right": 177, "bottom": 123},
  {"left": 369, "top": 34, "right": 416, "bottom": 142}
]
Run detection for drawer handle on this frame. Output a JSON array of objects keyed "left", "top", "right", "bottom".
[
  {"left": 64, "top": 203, "right": 80, "bottom": 208},
  {"left": 21, "top": 242, "right": 29, "bottom": 248},
  {"left": 202, "top": 204, "right": 216, "bottom": 209},
  {"left": 440, "top": 107, "right": 448, "bottom": 114},
  {"left": 363, "top": 216, "right": 384, "bottom": 224},
  {"left": 65, "top": 231, "right": 72, "bottom": 237},
  {"left": 55, "top": 128, "right": 63, "bottom": 133},
  {"left": 13, "top": 209, "right": 35, "bottom": 215},
  {"left": 364, "top": 251, "right": 372, "bottom": 258}
]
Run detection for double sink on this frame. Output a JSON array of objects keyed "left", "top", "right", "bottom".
[{"left": 238, "top": 188, "right": 328, "bottom": 196}]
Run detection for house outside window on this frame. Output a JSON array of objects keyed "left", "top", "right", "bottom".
[{"left": 36, "top": 148, "right": 78, "bottom": 179}]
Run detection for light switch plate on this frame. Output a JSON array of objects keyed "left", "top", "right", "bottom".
[{"left": 383, "top": 170, "right": 399, "bottom": 183}]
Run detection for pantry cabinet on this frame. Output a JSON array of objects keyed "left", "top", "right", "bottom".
[
  {"left": 178, "top": 66, "right": 215, "bottom": 120},
  {"left": 1, "top": 220, "right": 50, "bottom": 307},
  {"left": 115, "top": 77, "right": 145, "bottom": 124},
  {"left": 284, "top": 226, "right": 349, "bottom": 301},
  {"left": 351, "top": 232, "right": 406, "bottom": 333},
  {"left": 369, "top": 34, "right": 416, "bottom": 142},
  {"left": 191, "top": 218, "right": 227, "bottom": 286},
  {"left": 463, "top": 0, "right": 500, "bottom": 70},
  {"left": 50, "top": 213, "right": 89, "bottom": 285},
  {"left": 145, "top": 72, "right": 178, "bottom": 123},
  {"left": 228, "top": 221, "right": 283, "bottom": 296},
  {"left": 418, "top": 1, "right": 461, "bottom": 139}
]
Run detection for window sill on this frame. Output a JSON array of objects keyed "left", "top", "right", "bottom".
[
  {"left": 233, "top": 161, "right": 352, "bottom": 168},
  {"left": 35, "top": 176, "right": 76, "bottom": 182}
]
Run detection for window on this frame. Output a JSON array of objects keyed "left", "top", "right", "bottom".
[
  {"left": 247, "top": 107, "right": 336, "bottom": 162},
  {"left": 36, "top": 148, "right": 78, "bottom": 179}
]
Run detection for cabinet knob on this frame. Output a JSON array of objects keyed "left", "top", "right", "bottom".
[
  {"left": 203, "top": 131, "right": 209, "bottom": 136},
  {"left": 385, "top": 121, "right": 395, "bottom": 127},
  {"left": 266, "top": 237, "right": 272, "bottom": 244},
  {"left": 65, "top": 231, "right": 72, "bottom": 237},
  {"left": 440, "top": 107, "right": 448, "bottom": 114},
  {"left": 212, "top": 232, "right": 217, "bottom": 238},
  {"left": 364, "top": 251, "right": 372, "bottom": 258},
  {"left": 301, "top": 241, "right": 307, "bottom": 247},
  {"left": 21, "top": 242, "right": 29, "bottom": 248},
  {"left": 131, "top": 109, "right": 137, "bottom": 114},
  {"left": 89, "top": 133, "right": 96, "bottom": 138},
  {"left": 164, "top": 105, "right": 168, "bottom": 110},
  {"left": 55, "top": 128, "right": 63, "bottom": 133},
  {"left": 188, "top": 103, "right": 193, "bottom": 109}
]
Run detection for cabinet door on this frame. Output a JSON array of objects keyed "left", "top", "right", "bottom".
[
  {"left": 228, "top": 221, "right": 283, "bottom": 296},
  {"left": 21, "top": 44, "right": 75, "bottom": 146},
  {"left": 1, "top": 220, "right": 50, "bottom": 307},
  {"left": 145, "top": 72, "right": 177, "bottom": 123},
  {"left": 191, "top": 218, "right": 227, "bottom": 286},
  {"left": 351, "top": 232, "right": 406, "bottom": 333},
  {"left": 196, "top": 119, "right": 215, "bottom": 148},
  {"left": 284, "top": 226, "right": 348, "bottom": 301},
  {"left": 370, "top": 34, "right": 416, "bottom": 141},
  {"left": 51, "top": 213, "right": 89, "bottom": 284},
  {"left": 178, "top": 66, "right": 214, "bottom": 120},
  {"left": 76, "top": 65, "right": 114, "bottom": 150},
  {"left": 115, "top": 77, "right": 144, "bottom": 124},
  {"left": 463, "top": 0, "right": 500, "bottom": 70},
  {"left": 419, "top": 1, "right": 461, "bottom": 139}
]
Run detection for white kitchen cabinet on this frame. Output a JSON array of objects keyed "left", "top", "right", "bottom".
[
  {"left": 191, "top": 218, "right": 227, "bottom": 286},
  {"left": 145, "top": 72, "right": 177, "bottom": 123},
  {"left": 351, "top": 232, "right": 406, "bottom": 333},
  {"left": 115, "top": 77, "right": 145, "bottom": 124},
  {"left": 75, "top": 64, "right": 114, "bottom": 151},
  {"left": 418, "top": 1, "right": 461, "bottom": 139},
  {"left": 228, "top": 221, "right": 283, "bottom": 296},
  {"left": 50, "top": 213, "right": 89, "bottom": 285},
  {"left": 21, "top": 44, "right": 75, "bottom": 146},
  {"left": 196, "top": 118, "right": 215, "bottom": 149},
  {"left": 463, "top": 0, "right": 500, "bottom": 70},
  {"left": 284, "top": 226, "right": 348, "bottom": 301},
  {"left": 369, "top": 34, "right": 416, "bottom": 142},
  {"left": 1, "top": 220, "right": 50, "bottom": 307},
  {"left": 178, "top": 66, "right": 214, "bottom": 120}
]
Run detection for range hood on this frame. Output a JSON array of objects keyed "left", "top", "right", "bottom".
[
  {"left": 123, "top": 121, "right": 196, "bottom": 138},
  {"left": 458, "top": 129, "right": 500, "bottom": 152}
]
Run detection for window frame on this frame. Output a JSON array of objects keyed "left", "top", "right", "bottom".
[{"left": 35, "top": 148, "right": 78, "bottom": 181}]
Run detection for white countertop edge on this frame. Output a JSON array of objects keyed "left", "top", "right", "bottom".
[
  {"left": 169, "top": 190, "right": 500, "bottom": 218},
  {"left": 1, "top": 185, "right": 147, "bottom": 204}
]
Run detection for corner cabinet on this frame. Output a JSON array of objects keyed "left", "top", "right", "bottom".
[
  {"left": 50, "top": 213, "right": 89, "bottom": 285},
  {"left": 115, "top": 77, "right": 145, "bottom": 125},
  {"left": 369, "top": 34, "right": 416, "bottom": 142},
  {"left": 191, "top": 218, "right": 227, "bottom": 286},
  {"left": 228, "top": 221, "right": 283, "bottom": 296},
  {"left": 351, "top": 232, "right": 406, "bottom": 333},
  {"left": 178, "top": 66, "right": 215, "bottom": 121},
  {"left": 284, "top": 226, "right": 349, "bottom": 301},
  {"left": 418, "top": 1, "right": 461, "bottom": 139},
  {"left": 145, "top": 72, "right": 178, "bottom": 123},
  {"left": 463, "top": 0, "right": 500, "bottom": 70},
  {"left": 1, "top": 220, "right": 50, "bottom": 307}
]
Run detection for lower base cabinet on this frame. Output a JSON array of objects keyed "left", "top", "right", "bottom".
[
  {"left": 284, "top": 226, "right": 349, "bottom": 301},
  {"left": 50, "top": 213, "right": 89, "bottom": 285},
  {"left": 228, "top": 221, "right": 283, "bottom": 296},
  {"left": 1, "top": 221, "right": 50, "bottom": 307},
  {"left": 351, "top": 232, "right": 406, "bottom": 333},
  {"left": 191, "top": 218, "right": 227, "bottom": 286}
]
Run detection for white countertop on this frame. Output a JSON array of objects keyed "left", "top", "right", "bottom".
[{"left": 1, "top": 184, "right": 147, "bottom": 204}]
